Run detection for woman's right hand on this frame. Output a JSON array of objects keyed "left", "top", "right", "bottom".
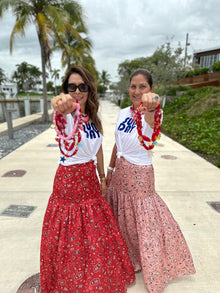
[
  {"left": 51, "top": 93, "right": 78, "bottom": 116},
  {"left": 106, "top": 172, "right": 113, "bottom": 187}
]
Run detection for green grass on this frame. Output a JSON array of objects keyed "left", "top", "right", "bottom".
[{"left": 162, "top": 86, "right": 220, "bottom": 167}]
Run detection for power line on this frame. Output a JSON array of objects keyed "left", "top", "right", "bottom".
[{"left": 190, "top": 37, "right": 220, "bottom": 43}]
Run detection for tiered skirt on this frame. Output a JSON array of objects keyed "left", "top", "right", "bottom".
[
  {"left": 105, "top": 158, "right": 196, "bottom": 293},
  {"left": 40, "top": 161, "right": 135, "bottom": 293}
]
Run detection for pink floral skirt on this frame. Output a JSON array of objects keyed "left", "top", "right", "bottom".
[
  {"left": 40, "top": 161, "right": 135, "bottom": 293},
  {"left": 105, "top": 158, "right": 196, "bottom": 293}
]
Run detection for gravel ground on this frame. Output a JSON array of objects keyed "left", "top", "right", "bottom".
[{"left": 0, "top": 122, "right": 51, "bottom": 159}]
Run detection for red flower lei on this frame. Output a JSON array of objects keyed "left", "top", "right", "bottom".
[
  {"left": 80, "top": 113, "right": 90, "bottom": 125},
  {"left": 53, "top": 104, "right": 83, "bottom": 157},
  {"left": 131, "top": 103, "right": 162, "bottom": 152}
]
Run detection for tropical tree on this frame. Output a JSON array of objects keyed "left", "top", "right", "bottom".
[
  {"left": 11, "top": 62, "right": 42, "bottom": 92},
  {"left": 47, "top": 80, "right": 54, "bottom": 92},
  {"left": 54, "top": 21, "right": 96, "bottom": 77},
  {"left": 0, "top": 0, "right": 86, "bottom": 121},
  {"left": 100, "top": 70, "right": 111, "bottom": 88},
  {"left": 98, "top": 70, "right": 110, "bottom": 94},
  {"left": 67, "top": 38, "right": 96, "bottom": 76},
  {"left": 0, "top": 68, "right": 7, "bottom": 85},
  {"left": 51, "top": 68, "right": 60, "bottom": 94}
]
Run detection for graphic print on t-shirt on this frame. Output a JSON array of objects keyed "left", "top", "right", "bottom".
[
  {"left": 83, "top": 122, "right": 100, "bottom": 139},
  {"left": 118, "top": 117, "right": 136, "bottom": 133}
]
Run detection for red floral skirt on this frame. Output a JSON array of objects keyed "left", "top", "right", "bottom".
[
  {"left": 105, "top": 158, "right": 196, "bottom": 293},
  {"left": 40, "top": 161, "right": 135, "bottom": 293}
]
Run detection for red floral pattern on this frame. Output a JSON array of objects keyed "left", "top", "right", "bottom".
[
  {"left": 106, "top": 158, "right": 196, "bottom": 293},
  {"left": 40, "top": 161, "right": 135, "bottom": 293}
]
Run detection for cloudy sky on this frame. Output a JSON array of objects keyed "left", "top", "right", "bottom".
[{"left": 0, "top": 0, "right": 220, "bottom": 83}]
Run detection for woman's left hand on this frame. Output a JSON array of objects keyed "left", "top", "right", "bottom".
[{"left": 139, "top": 93, "right": 160, "bottom": 112}]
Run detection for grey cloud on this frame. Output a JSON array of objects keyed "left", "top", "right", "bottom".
[{"left": 0, "top": 0, "right": 220, "bottom": 82}]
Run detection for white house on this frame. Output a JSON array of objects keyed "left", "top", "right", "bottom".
[
  {"left": 0, "top": 83, "right": 17, "bottom": 98},
  {"left": 193, "top": 46, "right": 220, "bottom": 69}
]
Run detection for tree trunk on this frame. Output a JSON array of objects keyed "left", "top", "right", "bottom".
[
  {"left": 38, "top": 32, "right": 49, "bottom": 122},
  {"left": 68, "top": 56, "right": 71, "bottom": 71}
]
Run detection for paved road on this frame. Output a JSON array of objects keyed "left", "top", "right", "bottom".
[{"left": 0, "top": 100, "right": 219, "bottom": 292}]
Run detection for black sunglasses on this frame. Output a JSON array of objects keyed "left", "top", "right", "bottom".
[{"left": 67, "top": 83, "right": 90, "bottom": 92}]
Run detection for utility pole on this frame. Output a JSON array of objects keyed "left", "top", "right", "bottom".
[{"left": 184, "top": 33, "right": 190, "bottom": 69}]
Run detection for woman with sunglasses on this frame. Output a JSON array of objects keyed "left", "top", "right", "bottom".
[
  {"left": 105, "top": 69, "right": 196, "bottom": 293},
  {"left": 40, "top": 66, "right": 135, "bottom": 293}
]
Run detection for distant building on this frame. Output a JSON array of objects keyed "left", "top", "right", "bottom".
[
  {"left": 0, "top": 83, "right": 17, "bottom": 98},
  {"left": 193, "top": 46, "right": 220, "bottom": 70}
]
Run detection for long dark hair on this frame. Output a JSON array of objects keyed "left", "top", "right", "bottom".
[
  {"left": 129, "top": 69, "right": 153, "bottom": 88},
  {"left": 62, "top": 66, "right": 103, "bottom": 134}
]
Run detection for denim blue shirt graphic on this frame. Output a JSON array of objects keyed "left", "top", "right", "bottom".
[
  {"left": 59, "top": 113, "right": 102, "bottom": 166},
  {"left": 118, "top": 117, "right": 136, "bottom": 133},
  {"left": 83, "top": 122, "right": 100, "bottom": 139}
]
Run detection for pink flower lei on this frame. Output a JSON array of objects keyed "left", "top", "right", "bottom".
[{"left": 53, "top": 103, "right": 83, "bottom": 157}]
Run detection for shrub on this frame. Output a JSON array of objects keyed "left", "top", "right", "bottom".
[
  {"left": 212, "top": 60, "right": 220, "bottom": 72},
  {"left": 200, "top": 67, "right": 210, "bottom": 74},
  {"left": 162, "top": 86, "right": 220, "bottom": 168},
  {"left": 186, "top": 70, "right": 194, "bottom": 77},
  {"left": 186, "top": 67, "right": 210, "bottom": 77}
]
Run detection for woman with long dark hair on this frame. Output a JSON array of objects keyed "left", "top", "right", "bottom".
[
  {"left": 40, "top": 66, "right": 135, "bottom": 293},
  {"left": 106, "top": 69, "right": 196, "bottom": 293}
]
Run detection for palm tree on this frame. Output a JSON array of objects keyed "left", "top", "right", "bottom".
[
  {"left": 12, "top": 62, "right": 30, "bottom": 92},
  {"left": 62, "top": 35, "right": 94, "bottom": 70},
  {"left": 100, "top": 70, "right": 111, "bottom": 89},
  {"left": 51, "top": 68, "right": 60, "bottom": 94},
  {"left": 0, "top": 68, "right": 7, "bottom": 85},
  {"left": 54, "top": 21, "right": 97, "bottom": 77},
  {"left": 0, "top": 0, "right": 86, "bottom": 122}
]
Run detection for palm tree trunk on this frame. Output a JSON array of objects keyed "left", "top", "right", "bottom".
[
  {"left": 54, "top": 77, "right": 57, "bottom": 95},
  {"left": 68, "top": 56, "right": 71, "bottom": 71},
  {"left": 38, "top": 32, "right": 49, "bottom": 122}
]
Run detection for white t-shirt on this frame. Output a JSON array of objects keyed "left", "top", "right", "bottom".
[
  {"left": 115, "top": 107, "right": 157, "bottom": 165},
  {"left": 59, "top": 113, "right": 102, "bottom": 166}
]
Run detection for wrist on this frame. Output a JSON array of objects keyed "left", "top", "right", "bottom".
[
  {"left": 107, "top": 166, "right": 114, "bottom": 173},
  {"left": 100, "top": 177, "right": 106, "bottom": 183}
]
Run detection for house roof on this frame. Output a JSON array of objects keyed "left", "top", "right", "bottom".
[{"left": 193, "top": 46, "right": 220, "bottom": 54}]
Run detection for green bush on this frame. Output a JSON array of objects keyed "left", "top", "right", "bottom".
[
  {"left": 166, "top": 86, "right": 177, "bottom": 96},
  {"left": 212, "top": 60, "right": 220, "bottom": 72},
  {"left": 162, "top": 87, "right": 220, "bottom": 168},
  {"left": 186, "top": 70, "right": 194, "bottom": 77},
  {"left": 186, "top": 67, "right": 210, "bottom": 77},
  {"left": 165, "top": 85, "right": 190, "bottom": 96},
  {"left": 194, "top": 68, "right": 201, "bottom": 76},
  {"left": 200, "top": 67, "right": 210, "bottom": 74}
]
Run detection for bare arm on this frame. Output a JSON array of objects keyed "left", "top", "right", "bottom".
[
  {"left": 106, "top": 143, "right": 117, "bottom": 187},
  {"left": 144, "top": 111, "right": 156, "bottom": 128},
  {"left": 96, "top": 145, "right": 106, "bottom": 195}
]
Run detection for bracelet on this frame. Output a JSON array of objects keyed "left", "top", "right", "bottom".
[
  {"left": 107, "top": 166, "right": 114, "bottom": 173},
  {"left": 148, "top": 109, "right": 156, "bottom": 113},
  {"left": 99, "top": 174, "right": 105, "bottom": 178}
]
